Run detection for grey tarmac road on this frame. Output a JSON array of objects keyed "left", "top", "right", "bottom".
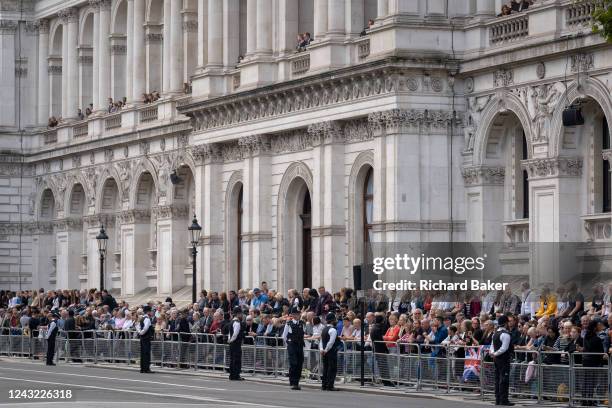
[{"left": 0, "top": 358, "right": 506, "bottom": 408}]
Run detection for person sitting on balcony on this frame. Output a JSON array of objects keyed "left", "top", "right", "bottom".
[
  {"left": 47, "top": 116, "right": 58, "bottom": 128},
  {"left": 151, "top": 91, "right": 160, "bottom": 101},
  {"left": 183, "top": 82, "right": 192, "bottom": 94},
  {"left": 85, "top": 104, "right": 93, "bottom": 116},
  {"left": 107, "top": 98, "right": 114, "bottom": 113},
  {"left": 511, "top": 0, "right": 531, "bottom": 12},
  {"left": 77, "top": 109, "right": 84, "bottom": 121},
  {"left": 498, "top": 4, "right": 512, "bottom": 16},
  {"left": 360, "top": 19, "right": 375, "bottom": 36},
  {"left": 296, "top": 33, "right": 305, "bottom": 51},
  {"left": 121, "top": 96, "right": 127, "bottom": 106},
  {"left": 142, "top": 93, "right": 150, "bottom": 104}
]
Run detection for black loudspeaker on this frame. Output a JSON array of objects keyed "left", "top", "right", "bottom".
[
  {"left": 170, "top": 170, "right": 182, "bottom": 185},
  {"left": 562, "top": 106, "right": 584, "bottom": 126},
  {"left": 353, "top": 265, "right": 362, "bottom": 291}
]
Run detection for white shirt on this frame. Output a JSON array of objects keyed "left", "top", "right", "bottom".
[
  {"left": 45, "top": 320, "right": 57, "bottom": 340},
  {"left": 228, "top": 320, "right": 241, "bottom": 343},
  {"left": 138, "top": 316, "right": 151, "bottom": 336},
  {"left": 281, "top": 319, "right": 299, "bottom": 344},
  {"left": 320, "top": 325, "right": 338, "bottom": 353},
  {"left": 490, "top": 328, "right": 511, "bottom": 357}
]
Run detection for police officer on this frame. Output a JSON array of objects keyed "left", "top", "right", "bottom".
[
  {"left": 137, "top": 305, "right": 154, "bottom": 373},
  {"left": 228, "top": 306, "right": 245, "bottom": 381},
  {"left": 491, "top": 315, "right": 513, "bottom": 406},
  {"left": 320, "top": 313, "right": 341, "bottom": 391},
  {"left": 45, "top": 312, "right": 58, "bottom": 366},
  {"left": 282, "top": 306, "right": 305, "bottom": 390}
]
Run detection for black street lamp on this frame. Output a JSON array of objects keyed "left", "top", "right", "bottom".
[
  {"left": 188, "top": 215, "right": 202, "bottom": 304},
  {"left": 96, "top": 225, "right": 109, "bottom": 292}
]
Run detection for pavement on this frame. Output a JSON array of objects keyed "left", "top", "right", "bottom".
[{"left": 0, "top": 357, "right": 541, "bottom": 407}]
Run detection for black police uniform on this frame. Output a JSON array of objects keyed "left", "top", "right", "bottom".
[
  {"left": 139, "top": 315, "right": 154, "bottom": 373},
  {"left": 492, "top": 328, "right": 513, "bottom": 405},
  {"left": 228, "top": 316, "right": 245, "bottom": 380},
  {"left": 45, "top": 318, "right": 58, "bottom": 365},
  {"left": 320, "top": 323, "right": 341, "bottom": 390},
  {"left": 285, "top": 319, "right": 305, "bottom": 388}
]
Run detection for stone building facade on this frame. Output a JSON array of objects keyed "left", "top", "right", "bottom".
[{"left": 0, "top": 0, "right": 610, "bottom": 296}]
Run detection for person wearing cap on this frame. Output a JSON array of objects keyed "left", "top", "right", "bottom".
[
  {"left": 282, "top": 306, "right": 305, "bottom": 390},
  {"left": 137, "top": 305, "right": 154, "bottom": 373},
  {"left": 320, "top": 313, "right": 341, "bottom": 391},
  {"left": 228, "top": 306, "right": 245, "bottom": 380},
  {"left": 45, "top": 311, "right": 58, "bottom": 366},
  {"left": 491, "top": 315, "right": 513, "bottom": 406}
]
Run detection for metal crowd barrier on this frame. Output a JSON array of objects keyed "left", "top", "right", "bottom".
[{"left": 1, "top": 329, "right": 611, "bottom": 406}]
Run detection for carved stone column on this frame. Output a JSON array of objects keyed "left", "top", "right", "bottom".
[
  {"left": 54, "top": 218, "right": 84, "bottom": 290},
  {"left": 238, "top": 135, "right": 272, "bottom": 288},
  {"left": 119, "top": 209, "right": 151, "bottom": 296},
  {"left": 307, "top": 121, "right": 346, "bottom": 290},
  {"left": 521, "top": 156, "right": 583, "bottom": 286},
  {"left": 192, "top": 144, "right": 224, "bottom": 291},
  {"left": 153, "top": 205, "right": 189, "bottom": 295}
]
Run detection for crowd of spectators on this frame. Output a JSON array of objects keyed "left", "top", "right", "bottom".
[
  {"left": 108, "top": 97, "right": 127, "bottom": 113},
  {"left": 142, "top": 92, "right": 161, "bottom": 104},
  {"left": 2, "top": 281, "right": 612, "bottom": 377},
  {"left": 498, "top": 0, "right": 533, "bottom": 16}
]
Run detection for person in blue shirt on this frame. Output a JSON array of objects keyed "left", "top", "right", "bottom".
[{"left": 251, "top": 288, "right": 269, "bottom": 310}]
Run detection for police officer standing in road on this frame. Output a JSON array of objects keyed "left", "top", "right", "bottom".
[
  {"left": 45, "top": 312, "right": 58, "bottom": 366},
  {"left": 282, "top": 306, "right": 305, "bottom": 390},
  {"left": 491, "top": 315, "right": 513, "bottom": 406},
  {"left": 320, "top": 313, "right": 341, "bottom": 391},
  {"left": 228, "top": 306, "right": 245, "bottom": 381},
  {"left": 137, "top": 305, "right": 154, "bottom": 373}
]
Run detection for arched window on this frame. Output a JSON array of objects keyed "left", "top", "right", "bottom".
[
  {"left": 603, "top": 117, "right": 610, "bottom": 213},
  {"left": 300, "top": 190, "right": 312, "bottom": 289},
  {"left": 363, "top": 167, "right": 374, "bottom": 251},
  {"left": 236, "top": 185, "right": 243, "bottom": 289}
]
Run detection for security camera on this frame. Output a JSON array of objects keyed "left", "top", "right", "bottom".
[{"left": 170, "top": 170, "right": 182, "bottom": 185}]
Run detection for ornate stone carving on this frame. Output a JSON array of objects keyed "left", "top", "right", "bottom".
[
  {"left": 139, "top": 141, "right": 149, "bottom": 155},
  {"left": 24, "top": 21, "right": 38, "bottom": 35},
  {"left": 406, "top": 76, "right": 419, "bottom": 92},
  {"left": 182, "top": 21, "right": 198, "bottom": 32},
  {"left": 111, "top": 45, "right": 127, "bottom": 55},
  {"left": 521, "top": 157, "right": 583, "bottom": 179},
  {"left": 83, "top": 167, "right": 98, "bottom": 207},
  {"left": 57, "top": 7, "right": 79, "bottom": 24},
  {"left": 72, "top": 155, "right": 81, "bottom": 168},
  {"left": 190, "top": 144, "right": 222, "bottom": 164},
  {"left": 54, "top": 217, "right": 83, "bottom": 232},
  {"left": 536, "top": 62, "right": 546, "bottom": 79},
  {"left": 47, "top": 65, "right": 62, "bottom": 75},
  {"left": 104, "top": 149, "right": 114, "bottom": 163},
  {"left": 527, "top": 82, "right": 564, "bottom": 143},
  {"left": 431, "top": 77, "right": 443, "bottom": 92},
  {"left": 494, "top": 69, "right": 514, "bottom": 87},
  {"left": 115, "top": 161, "right": 132, "bottom": 202},
  {"left": 307, "top": 121, "right": 345, "bottom": 145},
  {"left": 34, "top": 19, "right": 49, "bottom": 35},
  {"left": 146, "top": 33, "right": 163, "bottom": 43},
  {"left": 98, "top": 0, "right": 111, "bottom": 11},
  {"left": 602, "top": 149, "right": 612, "bottom": 163},
  {"left": 238, "top": 135, "right": 271, "bottom": 157},
  {"left": 0, "top": 20, "right": 18, "bottom": 34},
  {"left": 571, "top": 53, "right": 594, "bottom": 73},
  {"left": 152, "top": 205, "right": 189, "bottom": 220},
  {"left": 270, "top": 130, "right": 312, "bottom": 153},
  {"left": 177, "top": 133, "right": 189, "bottom": 148},
  {"left": 465, "top": 77, "right": 474, "bottom": 93},
  {"left": 461, "top": 166, "right": 505, "bottom": 186},
  {"left": 118, "top": 209, "right": 151, "bottom": 224},
  {"left": 344, "top": 118, "right": 373, "bottom": 143},
  {"left": 464, "top": 95, "right": 492, "bottom": 152},
  {"left": 79, "top": 56, "right": 93, "bottom": 65}
]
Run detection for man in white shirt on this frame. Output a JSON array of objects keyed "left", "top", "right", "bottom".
[
  {"left": 137, "top": 305, "right": 154, "bottom": 373},
  {"left": 491, "top": 315, "right": 513, "bottom": 406},
  {"left": 282, "top": 307, "right": 305, "bottom": 390},
  {"left": 520, "top": 282, "right": 538, "bottom": 318},
  {"left": 45, "top": 312, "right": 58, "bottom": 366},
  {"left": 228, "top": 307, "right": 245, "bottom": 381},
  {"left": 319, "top": 313, "right": 340, "bottom": 391}
]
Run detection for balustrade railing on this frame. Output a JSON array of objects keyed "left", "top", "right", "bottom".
[
  {"left": 73, "top": 122, "right": 88, "bottom": 138},
  {"left": 291, "top": 53, "right": 310, "bottom": 76},
  {"left": 490, "top": 13, "right": 529, "bottom": 45},
  {"left": 43, "top": 129, "right": 57, "bottom": 145},
  {"left": 140, "top": 105, "right": 158, "bottom": 123},
  {"left": 105, "top": 114, "right": 122, "bottom": 130},
  {"left": 503, "top": 219, "right": 530, "bottom": 246},
  {"left": 583, "top": 213, "right": 612, "bottom": 242},
  {"left": 566, "top": 0, "right": 602, "bottom": 28},
  {"left": 356, "top": 38, "right": 370, "bottom": 60}
]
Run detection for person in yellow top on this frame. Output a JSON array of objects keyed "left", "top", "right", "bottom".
[{"left": 535, "top": 287, "right": 558, "bottom": 318}]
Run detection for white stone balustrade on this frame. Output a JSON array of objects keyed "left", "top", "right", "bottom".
[
  {"left": 291, "top": 53, "right": 311, "bottom": 76},
  {"left": 566, "top": 0, "right": 601, "bottom": 28},
  {"left": 489, "top": 13, "right": 529, "bottom": 45},
  {"left": 503, "top": 219, "right": 530, "bottom": 246},
  {"left": 582, "top": 214, "right": 612, "bottom": 242}
]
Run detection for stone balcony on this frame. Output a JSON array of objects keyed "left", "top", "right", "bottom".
[
  {"left": 503, "top": 219, "right": 530, "bottom": 247},
  {"left": 37, "top": 98, "right": 187, "bottom": 151},
  {"left": 582, "top": 213, "right": 612, "bottom": 242}
]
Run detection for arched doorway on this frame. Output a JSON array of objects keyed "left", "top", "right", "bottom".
[
  {"left": 35, "top": 189, "right": 56, "bottom": 288},
  {"left": 225, "top": 177, "right": 244, "bottom": 291},
  {"left": 281, "top": 175, "right": 312, "bottom": 291}
]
